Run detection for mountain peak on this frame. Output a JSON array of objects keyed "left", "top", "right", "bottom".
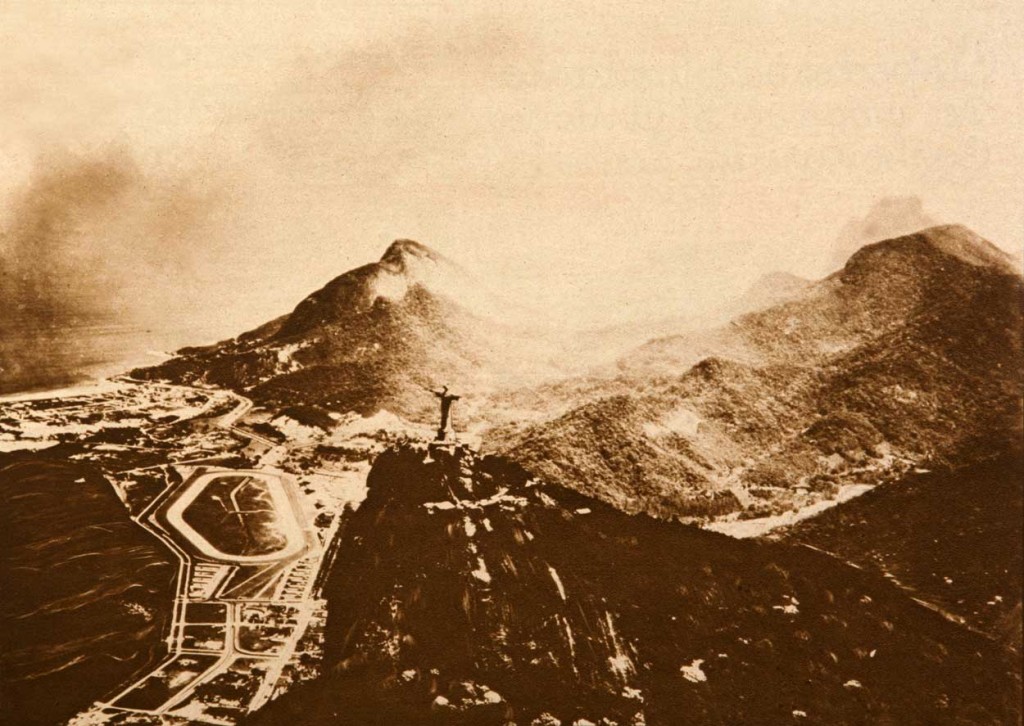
[
  {"left": 849, "top": 224, "right": 1020, "bottom": 277},
  {"left": 379, "top": 239, "right": 444, "bottom": 270},
  {"left": 828, "top": 196, "right": 938, "bottom": 273}
]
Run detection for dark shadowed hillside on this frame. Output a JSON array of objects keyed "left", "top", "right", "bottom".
[
  {"left": 780, "top": 449, "right": 1024, "bottom": 653},
  {"left": 245, "top": 444, "right": 1020, "bottom": 726}
]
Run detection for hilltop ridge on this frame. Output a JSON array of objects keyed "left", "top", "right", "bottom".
[
  {"left": 842, "top": 224, "right": 1020, "bottom": 278},
  {"left": 134, "top": 239, "right": 567, "bottom": 420},
  {"left": 500, "top": 225, "right": 1023, "bottom": 523}
]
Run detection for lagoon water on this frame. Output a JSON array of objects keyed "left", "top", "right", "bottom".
[{"left": 0, "top": 457, "right": 176, "bottom": 725}]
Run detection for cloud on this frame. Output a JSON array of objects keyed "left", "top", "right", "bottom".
[
  {"left": 255, "top": 17, "right": 534, "bottom": 186},
  {"left": 2, "top": 1, "right": 1022, "bottom": 353},
  {"left": 0, "top": 148, "right": 225, "bottom": 391}
]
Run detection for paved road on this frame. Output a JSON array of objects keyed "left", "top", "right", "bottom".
[
  {"left": 82, "top": 465, "right": 328, "bottom": 723},
  {"left": 71, "top": 385, "right": 340, "bottom": 725}
]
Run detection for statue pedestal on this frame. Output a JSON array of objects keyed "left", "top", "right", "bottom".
[
  {"left": 428, "top": 440, "right": 456, "bottom": 451},
  {"left": 434, "top": 426, "right": 458, "bottom": 443}
]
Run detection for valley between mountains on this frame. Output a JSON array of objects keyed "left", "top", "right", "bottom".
[{"left": 1, "top": 225, "right": 1021, "bottom": 725}]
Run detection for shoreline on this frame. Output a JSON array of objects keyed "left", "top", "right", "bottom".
[{"left": 0, "top": 379, "right": 124, "bottom": 404}]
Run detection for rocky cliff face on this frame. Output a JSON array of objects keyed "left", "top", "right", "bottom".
[{"left": 246, "top": 444, "right": 1020, "bottom": 725}]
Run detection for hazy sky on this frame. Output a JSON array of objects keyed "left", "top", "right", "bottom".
[{"left": 2, "top": 0, "right": 1022, "bottom": 335}]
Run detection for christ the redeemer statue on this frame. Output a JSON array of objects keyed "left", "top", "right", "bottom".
[{"left": 433, "top": 385, "right": 461, "bottom": 441}]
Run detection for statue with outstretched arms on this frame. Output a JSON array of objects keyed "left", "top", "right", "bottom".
[{"left": 432, "top": 385, "right": 461, "bottom": 441}]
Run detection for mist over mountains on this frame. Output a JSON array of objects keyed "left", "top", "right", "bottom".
[
  {"left": 4, "top": 3, "right": 1024, "bottom": 722},
  {"left": 2, "top": 184, "right": 1017, "bottom": 399},
  {"left": 0, "top": 151, "right": 228, "bottom": 394},
  {"left": 3, "top": 212, "right": 1022, "bottom": 724},
  {"left": 502, "top": 225, "right": 1022, "bottom": 517},
  {"left": 133, "top": 223, "right": 1022, "bottom": 523},
  {"left": 134, "top": 239, "right": 575, "bottom": 422},
  {"left": 204, "top": 223, "right": 1015, "bottom": 724},
  {"left": 828, "top": 196, "right": 938, "bottom": 274}
]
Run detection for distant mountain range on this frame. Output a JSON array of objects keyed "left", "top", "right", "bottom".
[
  {"left": 136, "top": 225, "right": 1022, "bottom": 523},
  {"left": 498, "top": 225, "right": 1023, "bottom": 518}
]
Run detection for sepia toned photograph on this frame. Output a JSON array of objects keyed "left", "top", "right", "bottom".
[{"left": 1, "top": 2, "right": 1021, "bottom": 724}]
